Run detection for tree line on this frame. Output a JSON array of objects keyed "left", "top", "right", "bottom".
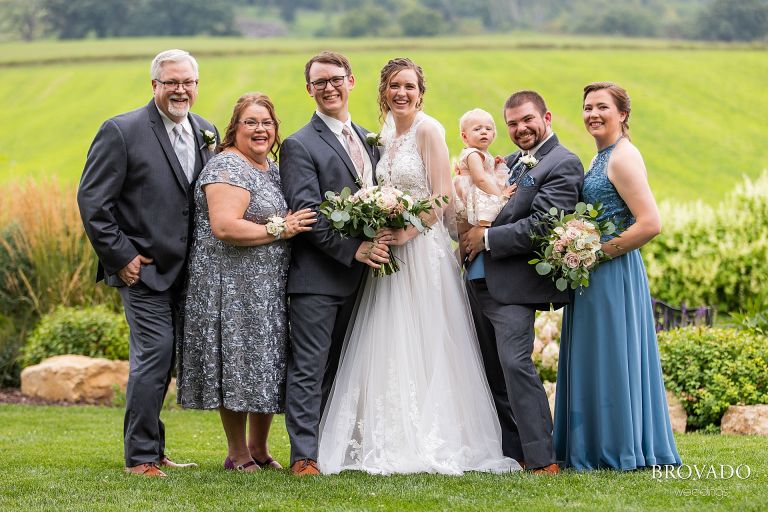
[{"left": 1, "top": 0, "right": 766, "bottom": 42}]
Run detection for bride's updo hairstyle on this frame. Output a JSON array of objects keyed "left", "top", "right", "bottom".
[
  {"left": 377, "top": 57, "right": 426, "bottom": 121},
  {"left": 583, "top": 81, "right": 631, "bottom": 137}
]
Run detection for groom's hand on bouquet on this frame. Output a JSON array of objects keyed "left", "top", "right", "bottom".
[{"left": 355, "top": 239, "right": 390, "bottom": 269}]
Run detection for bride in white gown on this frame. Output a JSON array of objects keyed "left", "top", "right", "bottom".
[{"left": 318, "top": 58, "right": 520, "bottom": 475}]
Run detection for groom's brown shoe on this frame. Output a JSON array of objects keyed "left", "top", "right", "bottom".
[
  {"left": 124, "top": 463, "right": 167, "bottom": 477},
  {"left": 531, "top": 463, "right": 560, "bottom": 475},
  {"left": 159, "top": 457, "right": 198, "bottom": 469},
  {"left": 291, "top": 459, "right": 320, "bottom": 476}
]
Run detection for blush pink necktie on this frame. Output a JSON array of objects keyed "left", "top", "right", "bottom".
[{"left": 341, "top": 126, "right": 364, "bottom": 178}]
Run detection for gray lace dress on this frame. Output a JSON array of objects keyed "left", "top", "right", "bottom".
[{"left": 177, "top": 152, "right": 289, "bottom": 413}]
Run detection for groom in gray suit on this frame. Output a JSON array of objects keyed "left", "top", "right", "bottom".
[
  {"left": 461, "top": 91, "right": 583, "bottom": 474},
  {"left": 280, "top": 51, "right": 390, "bottom": 475},
  {"left": 78, "top": 49, "right": 217, "bottom": 477},
  {"left": 280, "top": 52, "right": 389, "bottom": 475}
]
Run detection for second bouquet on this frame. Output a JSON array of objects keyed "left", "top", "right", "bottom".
[{"left": 319, "top": 185, "right": 449, "bottom": 276}]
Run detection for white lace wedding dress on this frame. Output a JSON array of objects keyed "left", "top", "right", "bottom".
[{"left": 317, "top": 113, "right": 520, "bottom": 475}]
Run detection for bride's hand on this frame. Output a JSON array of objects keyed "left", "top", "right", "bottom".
[{"left": 380, "top": 226, "right": 418, "bottom": 246}]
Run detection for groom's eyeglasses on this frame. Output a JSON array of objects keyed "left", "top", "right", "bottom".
[{"left": 310, "top": 75, "right": 347, "bottom": 90}]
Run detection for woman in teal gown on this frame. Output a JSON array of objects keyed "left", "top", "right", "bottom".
[{"left": 553, "top": 82, "right": 682, "bottom": 470}]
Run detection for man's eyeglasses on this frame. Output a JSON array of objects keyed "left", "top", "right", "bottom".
[
  {"left": 309, "top": 75, "right": 347, "bottom": 90},
  {"left": 156, "top": 79, "right": 199, "bottom": 90},
  {"left": 241, "top": 120, "right": 275, "bottom": 130}
]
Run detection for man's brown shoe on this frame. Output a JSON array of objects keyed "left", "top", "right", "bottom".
[
  {"left": 124, "top": 463, "right": 167, "bottom": 477},
  {"left": 290, "top": 459, "right": 320, "bottom": 476},
  {"left": 160, "top": 457, "right": 198, "bottom": 469},
  {"left": 531, "top": 463, "right": 560, "bottom": 475}
]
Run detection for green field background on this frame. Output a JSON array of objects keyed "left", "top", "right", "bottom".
[{"left": 1, "top": 37, "right": 766, "bottom": 204}]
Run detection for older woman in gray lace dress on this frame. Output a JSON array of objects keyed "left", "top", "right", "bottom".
[{"left": 178, "top": 93, "right": 316, "bottom": 472}]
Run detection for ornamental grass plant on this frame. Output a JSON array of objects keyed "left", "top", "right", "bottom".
[{"left": 0, "top": 180, "right": 119, "bottom": 385}]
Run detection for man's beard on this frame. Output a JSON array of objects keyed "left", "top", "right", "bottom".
[{"left": 167, "top": 97, "right": 189, "bottom": 118}]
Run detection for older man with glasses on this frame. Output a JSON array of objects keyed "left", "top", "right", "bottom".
[{"left": 78, "top": 49, "right": 218, "bottom": 478}]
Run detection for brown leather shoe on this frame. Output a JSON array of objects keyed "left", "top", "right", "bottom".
[
  {"left": 290, "top": 459, "right": 320, "bottom": 476},
  {"left": 124, "top": 463, "right": 167, "bottom": 477},
  {"left": 531, "top": 463, "right": 560, "bottom": 475},
  {"left": 159, "top": 457, "right": 198, "bottom": 469}
]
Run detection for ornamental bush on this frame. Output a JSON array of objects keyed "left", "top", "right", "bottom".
[
  {"left": 643, "top": 171, "right": 768, "bottom": 313},
  {"left": 21, "top": 305, "right": 129, "bottom": 367},
  {"left": 658, "top": 327, "right": 768, "bottom": 429}
]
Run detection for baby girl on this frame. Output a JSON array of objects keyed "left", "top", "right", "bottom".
[{"left": 453, "top": 109, "right": 512, "bottom": 227}]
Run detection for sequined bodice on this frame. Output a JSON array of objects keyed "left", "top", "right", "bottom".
[
  {"left": 376, "top": 114, "right": 431, "bottom": 199},
  {"left": 583, "top": 140, "right": 635, "bottom": 240}
]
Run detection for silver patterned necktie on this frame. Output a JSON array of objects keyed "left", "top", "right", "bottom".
[
  {"left": 341, "top": 125, "right": 364, "bottom": 178},
  {"left": 172, "top": 124, "right": 193, "bottom": 182}
]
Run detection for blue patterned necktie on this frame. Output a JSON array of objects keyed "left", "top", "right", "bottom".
[{"left": 507, "top": 159, "right": 526, "bottom": 186}]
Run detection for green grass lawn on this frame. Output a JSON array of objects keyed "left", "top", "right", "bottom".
[
  {"left": 0, "top": 404, "right": 766, "bottom": 511},
  {"left": 1, "top": 36, "right": 766, "bottom": 204}
]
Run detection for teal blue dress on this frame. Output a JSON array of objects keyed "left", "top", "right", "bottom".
[{"left": 553, "top": 140, "right": 682, "bottom": 470}]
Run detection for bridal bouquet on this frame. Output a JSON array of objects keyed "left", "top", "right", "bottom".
[
  {"left": 528, "top": 202, "right": 616, "bottom": 292},
  {"left": 320, "top": 185, "right": 449, "bottom": 276}
]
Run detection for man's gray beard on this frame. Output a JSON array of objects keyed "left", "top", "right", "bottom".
[{"left": 167, "top": 101, "right": 189, "bottom": 118}]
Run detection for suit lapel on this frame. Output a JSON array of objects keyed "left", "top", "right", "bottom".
[
  {"left": 147, "top": 101, "right": 190, "bottom": 192},
  {"left": 188, "top": 115, "right": 211, "bottom": 182},
  {"left": 312, "top": 114, "right": 361, "bottom": 185},
  {"left": 534, "top": 133, "right": 559, "bottom": 160}
]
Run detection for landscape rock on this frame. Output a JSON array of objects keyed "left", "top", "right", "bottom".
[
  {"left": 20, "top": 355, "right": 129, "bottom": 404},
  {"left": 721, "top": 405, "right": 768, "bottom": 436},
  {"left": 666, "top": 390, "right": 688, "bottom": 433}
]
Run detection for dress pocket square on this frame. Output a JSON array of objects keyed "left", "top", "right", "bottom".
[{"left": 520, "top": 175, "right": 535, "bottom": 187}]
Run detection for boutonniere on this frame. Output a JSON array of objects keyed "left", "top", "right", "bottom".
[
  {"left": 520, "top": 154, "right": 538, "bottom": 169},
  {"left": 365, "top": 132, "right": 382, "bottom": 147},
  {"left": 200, "top": 129, "right": 216, "bottom": 152}
]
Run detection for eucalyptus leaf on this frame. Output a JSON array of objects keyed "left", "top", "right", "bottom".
[
  {"left": 363, "top": 225, "right": 376, "bottom": 239},
  {"left": 549, "top": 207, "right": 558, "bottom": 216},
  {"left": 324, "top": 190, "right": 336, "bottom": 200},
  {"left": 556, "top": 278, "right": 568, "bottom": 291},
  {"left": 575, "top": 202, "right": 587, "bottom": 214},
  {"left": 340, "top": 211, "right": 350, "bottom": 222},
  {"left": 340, "top": 187, "right": 351, "bottom": 200},
  {"left": 330, "top": 211, "right": 344, "bottom": 222},
  {"left": 536, "top": 261, "right": 552, "bottom": 275}
]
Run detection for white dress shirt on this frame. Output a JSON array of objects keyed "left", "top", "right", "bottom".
[{"left": 316, "top": 110, "right": 374, "bottom": 186}]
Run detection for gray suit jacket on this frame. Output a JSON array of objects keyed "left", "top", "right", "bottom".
[
  {"left": 280, "top": 113, "right": 380, "bottom": 297},
  {"left": 484, "top": 134, "right": 584, "bottom": 307},
  {"left": 77, "top": 99, "right": 218, "bottom": 291}
]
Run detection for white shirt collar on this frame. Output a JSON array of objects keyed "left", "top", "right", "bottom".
[
  {"left": 524, "top": 130, "right": 554, "bottom": 157},
  {"left": 156, "top": 103, "right": 192, "bottom": 135},
  {"left": 316, "top": 110, "right": 354, "bottom": 136}
]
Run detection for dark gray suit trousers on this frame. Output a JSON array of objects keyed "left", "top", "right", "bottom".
[
  {"left": 285, "top": 289, "right": 361, "bottom": 465},
  {"left": 466, "top": 278, "right": 556, "bottom": 469},
  {"left": 118, "top": 281, "right": 181, "bottom": 467}
]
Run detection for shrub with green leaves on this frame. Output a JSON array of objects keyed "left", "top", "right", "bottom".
[
  {"left": 644, "top": 171, "right": 768, "bottom": 313},
  {"left": 658, "top": 327, "right": 768, "bottom": 429},
  {"left": 21, "top": 305, "right": 129, "bottom": 367}
]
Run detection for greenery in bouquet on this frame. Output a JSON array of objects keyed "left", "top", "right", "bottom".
[
  {"left": 319, "top": 185, "right": 449, "bottom": 276},
  {"left": 529, "top": 202, "right": 616, "bottom": 292}
]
